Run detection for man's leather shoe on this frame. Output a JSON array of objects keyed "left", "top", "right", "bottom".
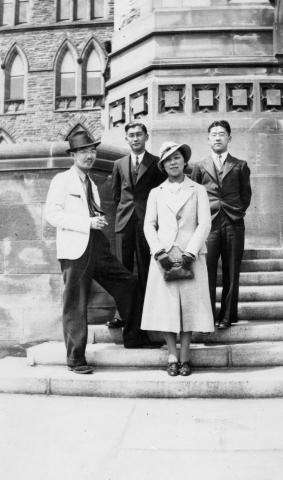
[
  {"left": 106, "top": 318, "right": 125, "bottom": 329},
  {"left": 68, "top": 365, "right": 94, "bottom": 374},
  {"left": 217, "top": 319, "right": 231, "bottom": 330}
]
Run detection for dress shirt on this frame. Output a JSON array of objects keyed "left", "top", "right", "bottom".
[
  {"left": 74, "top": 166, "right": 101, "bottom": 212},
  {"left": 130, "top": 150, "right": 145, "bottom": 168},
  {"left": 211, "top": 150, "right": 228, "bottom": 170}
]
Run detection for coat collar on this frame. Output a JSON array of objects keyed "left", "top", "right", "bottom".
[
  {"left": 202, "top": 153, "right": 236, "bottom": 182},
  {"left": 160, "top": 176, "right": 196, "bottom": 216},
  {"left": 123, "top": 151, "right": 155, "bottom": 185}
]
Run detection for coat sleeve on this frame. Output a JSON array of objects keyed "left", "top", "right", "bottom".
[
  {"left": 111, "top": 160, "right": 121, "bottom": 206},
  {"left": 185, "top": 185, "right": 211, "bottom": 256},
  {"left": 45, "top": 174, "right": 91, "bottom": 233},
  {"left": 240, "top": 161, "right": 252, "bottom": 212},
  {"left": 190, "top": 163, "right": 202, "bottom": 184},
  {"left": 143, "top": 189, "right": 164, "bottom": 255}
]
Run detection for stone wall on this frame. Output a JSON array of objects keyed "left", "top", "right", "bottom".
[
  {"left": 0, "top": 0, "right": 114, "bottom": 144},
  {"left": 0, "top": 142, "right": 126, "bottom": 346}
]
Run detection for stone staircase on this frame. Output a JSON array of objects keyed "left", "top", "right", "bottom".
[{"left": 0, "top": 248, "right": 282, "bottom": 398}]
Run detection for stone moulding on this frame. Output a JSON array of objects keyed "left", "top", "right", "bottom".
[{"left": 0, "top": 141, "right": 127, "bottom": 172}]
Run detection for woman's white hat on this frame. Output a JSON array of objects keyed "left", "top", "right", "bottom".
[{"left": 158, "top": 141, "right": 191, "bottom": 170}]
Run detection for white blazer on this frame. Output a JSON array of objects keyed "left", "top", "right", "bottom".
[
  {"left": 144, "top": 176, "right": 211, "bottom": 257},
  {"left": 45, "top": 166, "right": 101, "bottom": 259}
]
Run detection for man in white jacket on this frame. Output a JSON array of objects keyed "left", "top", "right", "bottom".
[{"left": 46, "top": 131, "right": 157, "bottom": 374}]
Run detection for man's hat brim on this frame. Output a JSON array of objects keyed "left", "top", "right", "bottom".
[{"left": 66, "top": 140, "right": 100, "bottom": 153}]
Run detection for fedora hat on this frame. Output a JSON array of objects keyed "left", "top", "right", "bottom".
[
  {"left": 67, "top": 131, "right": 100, "bottom": 153},
  {"left": 158, "top": 141, "right": 191, "bottom": 170}
]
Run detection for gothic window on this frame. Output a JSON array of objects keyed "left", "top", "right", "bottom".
[
  {"left": 5, "top": 53, "right": 25, "bottom": 113},
  {"left": 82, "top": 48, "right": 103, "bottom": 108},
  {"left": 56, "top": 50, "right": 77, "bottom": 110},
  {"left": 0, "top": 1, "right": 13, "bottom": 25},
  {"left": 58, "top": 0, "right": 70, "bottom": 21}
]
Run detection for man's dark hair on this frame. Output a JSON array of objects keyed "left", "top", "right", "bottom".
[
  {"left": 125, "top": 122, "right": 148, "bottom": 135},
  {"left": 208, "top": 120, "right": 231, "bottom": 136}
]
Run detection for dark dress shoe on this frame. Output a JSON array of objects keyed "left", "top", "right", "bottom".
[
  {"left": 167, "top": 362, "right": 179, "bottom": 376},
  {"left": 179, "top": 362, "right": 191, "bottom": 376},
  {"left": 68, "top": 365, "right": 94, "bottom": 374},
  {"left": 218, "top": 319, "right": 231, "bottom": 330},
  {"left": 106, "top": 318, "right": 125, "bottom": 329}
]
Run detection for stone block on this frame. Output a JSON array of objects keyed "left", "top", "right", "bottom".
[
  {"left": 0, "top": 170, "right": 56, "bottom": 205},
  {"left": 4, "top": 240, "right": 59, "bottom": 274},
  {"left": 0, "top": 274, "right": 63, "bottom": 344},
  {"left": 0, "top": 204, "right": 42, "bottom": 241},
  {"left": 231, "top": 342, "right": 283, "bottom": 367}
]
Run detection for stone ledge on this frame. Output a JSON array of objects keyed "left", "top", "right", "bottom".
[
  {"left": 26, "top": 340, "right": 283, "bottom": 369},
  {"left": 2, "top": 357, "right": 283, "bottom": 398}
]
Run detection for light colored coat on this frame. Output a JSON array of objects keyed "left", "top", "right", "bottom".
[
  {"left": 45, "top": 166, "right": 101, "bottom": 259},
  {"left": 141, "top": 177, "right": 214, "bottom": 333}
]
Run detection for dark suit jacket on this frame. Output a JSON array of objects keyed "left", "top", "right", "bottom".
[
  {"left": 190, "top": 153, "right": 252, "bottom": 222},
  {"left": 112, "top": 151, "right": 165, "bottom": 233}
]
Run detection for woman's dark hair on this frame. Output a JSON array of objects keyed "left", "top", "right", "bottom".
[
  {"left": 125, "top": 122, "right": 148, "bottom": 135},
  {"left": 208, "top": 120, "right": 231, "bottom": 136}
]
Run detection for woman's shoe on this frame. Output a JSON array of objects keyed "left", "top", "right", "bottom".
[
  {"left": 179, "top": 362, "right": 191, "bottom": 376},
  {"left": 167, "top": 362, "right": 179, "bottom": 376}
]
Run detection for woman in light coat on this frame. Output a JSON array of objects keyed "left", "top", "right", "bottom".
[{"left": 141, "top": 141, "right": 214, "bottom": 376}]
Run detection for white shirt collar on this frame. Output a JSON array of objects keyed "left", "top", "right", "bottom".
[
  {"left": 211, "top": 150, "right": 229, "bottom": 165},
  {"left": 130, "top": 150, "right": 145, "bottom": 165}
]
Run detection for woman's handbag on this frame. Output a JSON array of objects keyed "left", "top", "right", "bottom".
[{"left": 164, "top": 261, "right": 194, "bottom": 282}]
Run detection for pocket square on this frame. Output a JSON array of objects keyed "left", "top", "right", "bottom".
[{"left": 69, "top": 193, "right": 81, "bottom": 198}]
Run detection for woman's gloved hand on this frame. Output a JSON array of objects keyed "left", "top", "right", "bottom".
[
  {"left": 154, "top": 250, "right": 173, "bottom": 271},
  {"left": 181, "top": 253, "right": 195, "bottom": 270}
]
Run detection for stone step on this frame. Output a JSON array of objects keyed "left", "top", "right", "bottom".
[
  {"left": 26, "top": 340, "right": 283, "bottom": 369},
  {"left": 233, "top": 301, "right": 283, "bottom": 319},
  {"left": 2, "top": 357, "right": 283, "bottom": 398},
  {"left": 218, "top": 271, "right": 283, "bottom": 286},
  {"left": 216, "top": 285, "right": 283, "bottom": 302},
  {"left": 88, "top": 321, "right": 283, "bottom": 345},
  {"left": 243, "top": 249, "right": 283, "bottom": 260},
  {"left": 240, "top": 259, "right": 283, "bottom": 272}
]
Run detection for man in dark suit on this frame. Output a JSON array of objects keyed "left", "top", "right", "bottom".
[
  {"left": 191, "top": 120, "right": 252, "bottom": 329},
  {"left": 107, "top": 122, "right": 165, "bottom": 328}
]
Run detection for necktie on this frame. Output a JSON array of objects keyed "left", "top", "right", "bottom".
[
  {"left": 132, "top": 155, "right": 139, "bottom": 183},
  {"left": 215, "top": 154, "right": 222, "bottom": 171},
  {"left": 85, "top": 175, "right": 104, "bottom": 216}
]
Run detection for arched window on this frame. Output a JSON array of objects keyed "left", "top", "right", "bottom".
[
  {"left": 0, "top": 129, "right": 13, "bottom": 146},
  {"left": 82, "top": 48, "right": 103, "bottom": 108},
  {"left": 5, "top": 53, "right": 25, "bottom": 113},
  {"left": 56, "top": 50, "right": 77, "bottom": 110}
]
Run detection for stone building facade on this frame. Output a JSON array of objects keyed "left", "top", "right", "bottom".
[
  {"left": 0, "top": 0, "right": 114, "bottom": 144},
  {"left": 0, "top": 0, "right": 282, "bottom": 346}
]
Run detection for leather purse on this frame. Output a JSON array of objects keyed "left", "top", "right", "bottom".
[{"left": 164, "top": 261, "right": 194, "bottom": 282}]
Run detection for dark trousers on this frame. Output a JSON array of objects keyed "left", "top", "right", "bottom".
[
  {"left": 206, "top": 212, "right": 245, "bottom": 324},
  {"left": 115, "top": 212, "right": 150, "bottom": 298},
  {"left": 60, "top": 230, "right": 146, "bottom": 366}
]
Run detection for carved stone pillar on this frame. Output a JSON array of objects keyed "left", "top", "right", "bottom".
[{"left": 271, "top": 0, "right": 283, "bottom": 62}]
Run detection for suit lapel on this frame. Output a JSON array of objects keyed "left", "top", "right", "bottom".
[
  {"left": 222, "top": 153, "right": 236, "bottom": 180},
  {"left": 163, "top": 178, "right": 195, "bottom": 215},
  {"left": 203, "top": 156, "right": 218, "bottom": 183},
  {"left": 136, "top": 151, "right": 154, "bottom": 183}
]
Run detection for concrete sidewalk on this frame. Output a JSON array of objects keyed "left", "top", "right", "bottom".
[{"left": 1, "top": 394, "right": 283, "bottom": 480}]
